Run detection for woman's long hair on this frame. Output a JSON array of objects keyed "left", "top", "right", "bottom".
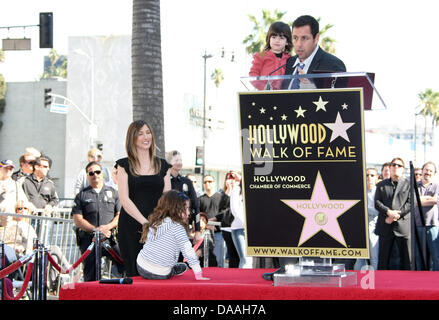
[
  {"left": 125, "top": 120, "right": 161, "bottom": 176},
  {"left": 139, "top": 190, "right": 189, "bottom": 243}
]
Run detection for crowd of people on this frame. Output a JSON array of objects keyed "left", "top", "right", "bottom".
[{"left": 2, "top": 14, "right": 439, "bottom": 290}]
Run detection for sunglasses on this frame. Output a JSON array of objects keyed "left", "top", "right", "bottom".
[
  {"left": 204, "top": 180, "right": 214, "bottom": 184},
  {"left": 366, "top": 174, "right": 376, "bottom": 177},
  {"left": 88, "top": 170, "right": 102, "bottom": 176},
  {"left": 391, "top": 163, "right": 404, "bottom": 168},
  {"left": 415, "top": 173, "right": 422, "bottom": 176}
]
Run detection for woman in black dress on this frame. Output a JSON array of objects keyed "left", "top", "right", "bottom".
[{"left": 115, "top": 120, "right": 171, "bottom": 276}]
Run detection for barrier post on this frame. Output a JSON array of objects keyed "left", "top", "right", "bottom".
[
  {"left": 203, "top": 232, "right": 209, "bottom": 267},
  {"left": 94, "top": 230, "right": 102, "bottom": 281},
  {"left": 1, "top": 242, "right": 4, "bottom": 300},
  {"left": 31, "top": 238, "right": 39, "bottom": 300},
  {"left": 38, "top": 245, "right": 48, "bottom": 300}
]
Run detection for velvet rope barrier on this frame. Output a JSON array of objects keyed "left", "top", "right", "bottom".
[
  {"left": 101, "top": 242, "right": 124, "bottom": 265},
  {"left": 3, "top": 257, "right": 35, "bottom": 300},
  {"left": 47, "top": 242, "right": 95, "bottom": 274},
  {"left": 0, "top": 252, "right": 34, "bottom": 280}
]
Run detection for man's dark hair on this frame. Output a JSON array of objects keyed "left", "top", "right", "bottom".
[
  {"left": 85, "top": 161, "right": 102, "bottom": 172},
  {"left": 34, "top": 155, "right": 52, "bottom": 169},
  {"left": 292, "top": 15, "right": 319, "bottom": 38}
]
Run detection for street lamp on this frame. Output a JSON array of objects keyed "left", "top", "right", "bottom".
[
  {"left": 202, "top": 50, "right": 213, "bottom": 181},
  {"left": 201, "top": 48, "right": 235, "bottom": 183},
  {"left": 74, "top": 48, "right": 96, "bottom": 148}
]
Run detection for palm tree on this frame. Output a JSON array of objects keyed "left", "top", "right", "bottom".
[
  {"left": 243, "top": 9, "right": 287, "bottom": 55},
  {"left": 243, "top": 10, "right": 337, "bottom": 56},
  {"left": 211, "top": 68, "right": 224, "bottom": 88},
  {"left": 318, "top": 20, "right": 336, "bottom": 54},
  {"left": 132, "top": 0, "right": 165, "bottom": 156},
  {"left": 41, "top": 49, "right": 67, "bottom": 79},
  {"left": 417, "top": 88, "right": 439, "bottom": 161}
]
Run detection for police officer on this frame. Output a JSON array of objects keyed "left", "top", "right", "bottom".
[
  {"left": 72, "top": 161, "right": 124, "bottom": 281},
  {"left": 166, "top": 150, "right": 202, "bottom": 243}
]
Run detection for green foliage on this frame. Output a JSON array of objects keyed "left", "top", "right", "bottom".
[
  {"left": 243, "top": 9, "right": 288, "bottom": 55},
  {"left": 0, "top": 49, "right": 5, "bottom": 63},
  {"left": 243, "top": 10, "right": 337, "bottom": 56},
  {"left": 41, "top": 49, "right": 67, "bottom": 79},
  {"left": 211, "top": 68, "right": 224, "bottom": 88},
  {"left": 418, "top": 88, "right": 439, "bottom": 125}
]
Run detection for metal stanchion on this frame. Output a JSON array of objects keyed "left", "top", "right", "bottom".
[
  {"left": 94, "top": 230, "right": 102, "bottom": 281},
  {"left": 203, "top": 232, "right": 210, "bottom": 267},
  {"left": 31, "top": 238, "right": 39, "bottom": 300},
  {"left": 38, "top": 245, "right": 48, "bottom": 300},
  {"left": 1, "top": 242, "right": 5, "bottom": 300}
]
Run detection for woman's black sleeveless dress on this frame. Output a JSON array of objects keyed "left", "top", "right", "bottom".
[{"left": 115, "top": 157, "right": 171, "bottom": 276}]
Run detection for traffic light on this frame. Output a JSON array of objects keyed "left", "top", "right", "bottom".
[
  {"left": 44, "top": 88, "right": 52, "bottom": 108},
  {"left": 39, "top": 12, "right": 53, "bottom": 48},
  {"left": 195, "top": 146, "right": 204, "bottom": 166}
]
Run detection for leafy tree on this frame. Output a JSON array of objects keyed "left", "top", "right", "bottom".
[
  {"left": 243, "top": 10, "right": 337, "bottom": 55},
  {"left": 211, "top": 68, "right": 224, "bottom": 88},
  {"left": 243, "top": 9, "right": 287, "bottom": 55},
  {"left": 417, "top": 88, "right": 439, "bottom": 160},
  {"left": 41, "top": 49, "right": 67, "bottom": 79}
]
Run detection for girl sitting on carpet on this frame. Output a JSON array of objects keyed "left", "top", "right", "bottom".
[{"left": 136, "top": 190, "right": 209, "bottom": 280}]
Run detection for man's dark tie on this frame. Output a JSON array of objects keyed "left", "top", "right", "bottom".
[{"left": 292, "top": 63, "right": 305, "bottom": 89}]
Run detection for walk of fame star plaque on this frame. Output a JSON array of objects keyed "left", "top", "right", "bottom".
[{"left": 238, "top": 88, "right": 369, "bottom": 260}]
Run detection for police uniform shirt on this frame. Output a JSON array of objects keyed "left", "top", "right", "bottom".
[{"left": 72, "top": 185, "right": 121, "bottom": 228}]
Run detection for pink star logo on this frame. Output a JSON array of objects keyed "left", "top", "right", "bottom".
[{"left": 281, "top": 171, "right": 360, "bottom": 247}]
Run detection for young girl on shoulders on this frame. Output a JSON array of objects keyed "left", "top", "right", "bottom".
[
  {"left": 136, "top": 190, "right": 209, "bottom": 280},
  {"left": 249, "top": 21, "right": 292, "bottom": 90}
]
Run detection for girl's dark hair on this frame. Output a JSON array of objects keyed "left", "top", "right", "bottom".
[
  {"left": 264, "top": 21, "right": 292, "bottom": 53},
  {"left": 139, "top": 190, "right": 190, "bottom": 243}
]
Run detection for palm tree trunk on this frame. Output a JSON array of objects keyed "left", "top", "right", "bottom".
[{"left": 132, "top": 0, "right": 165, "bottom": 156}]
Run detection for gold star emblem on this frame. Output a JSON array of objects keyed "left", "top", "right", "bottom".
[
  {"left": 259, "top": 107, "right": 266, "bottom": 114},
  {"left": 313, "top": 96, "right": 329, "bottom": 112},
  {"left": 281, "top": 114, "right": 287, "bottom": 121},
  {"left": 294, "top": 106, "right": 306, "bottom": 118}
]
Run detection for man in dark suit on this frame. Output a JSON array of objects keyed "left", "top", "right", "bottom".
[
  {"left": 263, "top": 15, "right": 349, "bottom": 281},
  {"left": 374, "top": 157, "right": 412, "bottom": 270},
  {"left": 282, "top": 15, "right": 346, "bottom": 90}
]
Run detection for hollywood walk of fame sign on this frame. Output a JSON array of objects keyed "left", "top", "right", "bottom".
[{"left": 238, "top": 88, "right": 369, "bottom": 259}]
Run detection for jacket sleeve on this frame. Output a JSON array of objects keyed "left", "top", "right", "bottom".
[
  {"left": 374, "top": 184, "right": 390, "bottom": 217},
  {"left": 399, "top": 180, "right": 412, "bottom": 218},
  {"left": 249, "top": 52, "right": 263, "bottom": 76}
]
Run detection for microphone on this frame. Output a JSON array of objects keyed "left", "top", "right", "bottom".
[
  {"left": 99, "top": 277, "right": 133, "bottom": 284},
  {"left": 269, "top": 63, "right": 287, "bottom": 75}
]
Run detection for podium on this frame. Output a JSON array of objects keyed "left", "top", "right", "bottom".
[
  {"left": 240, "top": 72, "right": 386, "bottom": 110},
  {"left": 238, "top": 73, "right": 385, "bottom": 287}
]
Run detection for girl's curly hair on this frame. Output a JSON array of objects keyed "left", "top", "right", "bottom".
[{"left": 139, "top": 190, "right": 190, "bottom": 243}]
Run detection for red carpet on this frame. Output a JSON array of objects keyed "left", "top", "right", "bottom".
[{"left": 59, "top": 267, "right": 439, "bottom": 300}]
